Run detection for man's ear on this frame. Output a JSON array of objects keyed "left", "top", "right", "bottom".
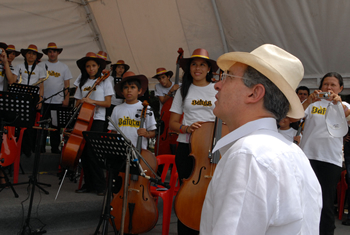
[
  {"left": 138, "top": 88, "right": 143, "bottom": 95},
  {"left": 246, "top": 84, "right": 265, "bottom": 104}
]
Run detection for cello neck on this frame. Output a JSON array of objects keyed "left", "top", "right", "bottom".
[
  {"left": 136, "top": 101, "right": 149, "bottom": 152},
  {"left": 174, "top": 47, "right": 184, "bottom": 85}
]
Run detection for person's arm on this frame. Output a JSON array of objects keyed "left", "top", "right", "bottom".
[
  {"left": 169, "top": 112, "right": 203, "bottom": 134},
  {"left": 158, "top": 84, "right": 180, "bottom": 104},
  {"left": 62, "top": 80, "right": 70, "bottom": 107},
  {"left": 303, "top": 90, "right": 321, "bottom": 110},
  {"left": 0, "top": 51, "right": 16, "bottom": 84},
  {"left": 137, "top": 128, "right": 155, "bottom": 138},
  {"left": 81, "top": 95, "right": 112, "bottom": 108},
  {"left": 37, "top": 81, "right": 44, "bottom": 110}
]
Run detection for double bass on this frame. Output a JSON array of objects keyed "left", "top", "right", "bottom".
[
  {"left": 61, "top": 71, "right": 110, "bottom": 169},
  {"left": 155, "top": 48, "right": 184, "bottom": 156},
  {"left": 110, "top": 101, "right": 159, "bottom": 234},
  {"left": 174, "top": 72, "right": 229, "bottom": 231}
]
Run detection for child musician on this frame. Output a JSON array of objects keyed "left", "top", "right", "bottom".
[{"left": 74, "top": 52, "right": 114, "bottom": 196}]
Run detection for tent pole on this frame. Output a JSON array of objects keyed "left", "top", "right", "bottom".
[
  {"left": 80, "top": 0, "right": 108, "bottom": 54},
  {"left": 211, "top": 0, "right": 229, "bottom": 53}
]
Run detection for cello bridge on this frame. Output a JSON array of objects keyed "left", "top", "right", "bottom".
[
  {"left": 204, "top": 175, "right": 212, "bottom": 179},
  {"left": 128, "top": 188, "right": 140, "bottom": 193}
]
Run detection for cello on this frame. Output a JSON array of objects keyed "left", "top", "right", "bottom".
[
  {"left": 110, "top": 101, "right": 159, "bottom": 234},
  {"left": 174, "top": 72, "right": 229, "bottom": 231},
  {"left": 155, "top": 48, "right": 184, "bottom": 156},
  {"left": 61, "top": 71, "right": 110, "bottom": 169}
]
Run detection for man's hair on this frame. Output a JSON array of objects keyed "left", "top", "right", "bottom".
[
  {"left": 122, "top": 78, "right": 141, "bottom": 90},
  {"left": 318, "top": 72, "right": 344, "bottom": 90},
  {"left": 296, "top": 86, "right": 310, "bottom": 96},
  {"left": 243, "top": 66, "right": 289, "bottom": 122}
]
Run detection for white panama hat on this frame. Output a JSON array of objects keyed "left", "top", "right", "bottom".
[{"left": 217, "top": 44, "right": 305, "bottom": 119}]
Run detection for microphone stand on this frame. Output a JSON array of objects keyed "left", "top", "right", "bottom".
[{"left": 19, "top": 87, "right": 69, "bottom": 235}]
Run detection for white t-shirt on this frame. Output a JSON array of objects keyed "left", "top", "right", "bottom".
[
  {"left": 300, "top": 99, "right": 350, "bottom": 167},
  {"left": 13, "top": 63, "right": 46, "bottom": 86},
  {"left": 201, "top": 118, "right": 322, "bottom": 235},
  {"left": 155, "top": 81, "right": 176, "bottom": 112},
  {"left": 73, "top": 74, "right": 81, "bottom": 87},
  {"left": 278, "top": 127, "right": 301, "bottom": 143},
  {"left": 107, "top": 101, "right": 157, "bottom": 149},
  {"left": 108, "top": 76, "right": 123, "bottom": 106},
  {"left": 170, "top": 83, "right": 217, "bottom": 143},
  {"left": 74, "top": 77, "right": 115, "bottom": 121},
  {"left": 39, "top": 60, "right": 72, "bottom": 104}
]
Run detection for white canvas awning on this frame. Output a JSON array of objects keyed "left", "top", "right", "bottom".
[{"left": 2, "top": 0, "right": 350, "bottom": 92}]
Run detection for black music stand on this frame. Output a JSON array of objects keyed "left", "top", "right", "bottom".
[
  {"left": 0, "top": 91, "right": 37, "bottom": 198},
  {"left": 82, "top": 131, "right": 138, "bottom": 235},
  {"left": 56, "top": 106, "right": 76, "bottom": 129}
]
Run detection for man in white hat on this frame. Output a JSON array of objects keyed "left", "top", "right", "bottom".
[
  {"left": 39, "top": 42, "right": 72, "bottom": 154},
  {"left": 200, "top": 44, "right": 322, "bottom": 235}
]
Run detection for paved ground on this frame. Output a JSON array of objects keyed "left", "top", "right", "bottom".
[{"left": 1, "top": 148, "right": 350, "bottom": 234}]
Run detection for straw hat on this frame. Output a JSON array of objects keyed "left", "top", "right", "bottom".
[
  {"left": 179, "top": 48, "right": 219, "bottom": 72},
  {"left": 76, "top": 52, "right": 107, "bottom": 71},
  {"left": 111, "top": 60, "right": 130, "bottom": 72},
  {"left": 217, "top": 44, "right": 304, "bottom": 119},
  {"left": 152, "top": 67, "right": 173, "bottom": 79},
  {"left": 96, "top": 51, "right": 111, "bottom": 65},
  {"left": 6, "top": 45, "right": 20, "bottom": 57},
  {"left": 0, "top": 42, "right": 8, "bottom": 50},
  {"left": 20, "top": 44, "right": 43, "bottom": 60},
  {"left": 114, "top": 71, "right": 148, "bottom": 98},
  {"left": 42, "top": 42, "right": 63, "bottom": 55}
]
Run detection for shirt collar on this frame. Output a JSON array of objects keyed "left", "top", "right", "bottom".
[{"left": 213, "top": 117, "right": 278, "bottom": 153}]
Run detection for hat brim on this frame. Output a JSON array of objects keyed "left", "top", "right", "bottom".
[
  {"left": 76, "top": 57, "right": 107, "bottom": 71},
  {"left": 6, "top": 49, "right": 20, "bottom": 57},
  {"left": 111, "top": 63, "right": 130, "bottom": 72},
  {"left": 115, "top": 75, "right": 148, "bottom": 98},
  {"left": 42, "top": 48, "right": 63, "bottom": 55},
  {"left": 217, "top": 52, "right": 304, "bottom": 119},
  {"left": 179, "top": 57, "right": 219, "bottom": 73},
  {"left": 152, "top": 71, "right": 173, "bottom": 79},
  {"left": 21, "top": 49, "right": 43, "bottom": 60}
]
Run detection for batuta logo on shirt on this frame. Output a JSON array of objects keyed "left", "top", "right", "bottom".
[
  {"left": 83, "top": 86, "right": 96, "bottom": 92},
  {"left": 191, "top": 99, "right": 212, "bottom": 107},
  {"left": 0, "top": 71, "right": 3, "bottom": 76},
  {"left": 24, "top": 70, "right": 36, "bottom": 75},
  {"left": 118, "top": 116, "right": 140, "bottom": 128},
  {"left": 311, "top": 106, "right": 326, "bottom": 115},
  {"left": 48, "top": 70, "right": 61, "bottom": 77}
]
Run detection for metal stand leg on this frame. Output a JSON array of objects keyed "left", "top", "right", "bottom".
[{"left": 94, "top": 164, "right": 118, "bottom": 235}]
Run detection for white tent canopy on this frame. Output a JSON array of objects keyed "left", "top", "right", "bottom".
[{"left": 2, "top": 0, "right": 350, "bottom": 92}]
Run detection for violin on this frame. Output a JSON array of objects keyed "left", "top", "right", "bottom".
[
  {"left": 174, "top": 71, "right": 229, "bottom": 231},
  {"left": 155, "top": 48, "right": 184, "bottom": 156},
  {"left": 61, "top": 71, "right": 110, "bottom": 169},
  {"left": 110, "top": 101, "right": 159, "bottom": 234}
]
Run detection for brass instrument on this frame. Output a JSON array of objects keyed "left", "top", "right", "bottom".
[
  {"left": 32, "top": 70, "right": 49, "bottom": 86},
  {"left": 18, "top": 69, "right": 22, "bottom": 84}
]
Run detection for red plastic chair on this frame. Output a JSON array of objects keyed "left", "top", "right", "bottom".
[
  {"left": 337, "top": 170, "right": 348, "bottom": 220},
  {"left": 150, "top": 154, "right": 178, "bottom": 235}
]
